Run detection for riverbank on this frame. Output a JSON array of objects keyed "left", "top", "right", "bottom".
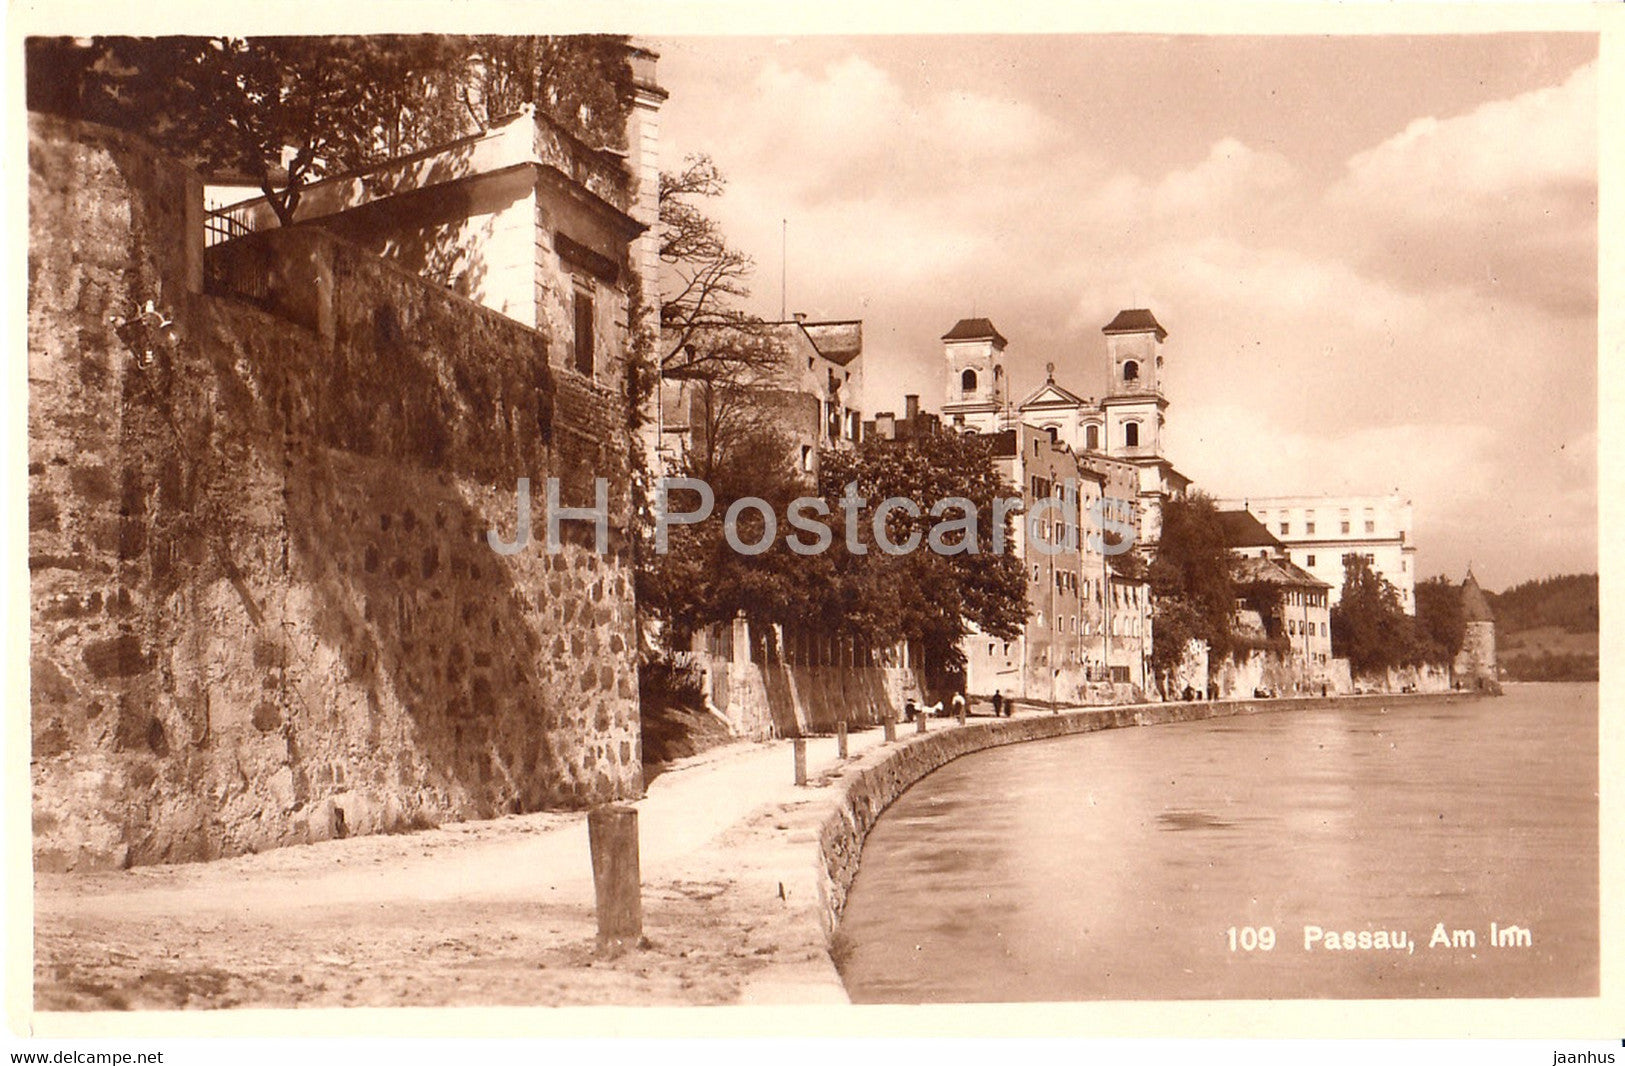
[{"left": 32, "top": 689, "right": 1489, "bottom": 1013}]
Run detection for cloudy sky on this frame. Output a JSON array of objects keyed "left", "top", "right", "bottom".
[{"left": 652, "top": 33, "right": 1598, "bottom": 592}]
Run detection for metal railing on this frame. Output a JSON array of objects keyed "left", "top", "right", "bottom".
[{"left": 203, "top": 206, "right": 257, "bottom": 248}]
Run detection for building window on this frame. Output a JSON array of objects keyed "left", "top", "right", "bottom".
[
  {"left": 1280, "top": 522, "right": 1290, "bottom": 535},
  {"left": 800, "top": 446, "right": 813, "bottom": 472},
  {"left": 1365, "top": 521, "right": 1375, "bottom": 533},
  {"left": 572, "top": 286, "right": 595, "bottom": 376},
  {"left": 1306, "top": 554, "right": 1316, "bottom": 567},
  {"left": 1306, "top": 521, "right": 1316, "bottom": 535},
  {"left": 961, "top": 368, "right": 978, "bottom": 395},
  {"left": 1340, "top": 521, "right": 1350, "bottom": 534},
  {"left": 1124, "top": 422, "right": 1140, "bottom": 448},
  {"left": 1086, "top": 424, "right": 1100, "bottom": 450},
  {"left": 1123, "top": 360, "right": 1139, "bottom": 382}
]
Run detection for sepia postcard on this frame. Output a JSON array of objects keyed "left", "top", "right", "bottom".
[{"left": 5, "top": 0, "right": 1619, "bottom": 1054}]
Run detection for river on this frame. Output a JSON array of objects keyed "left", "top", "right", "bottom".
[{"left": 836, "top": 683, "right": 1598, "bottom": 1002}]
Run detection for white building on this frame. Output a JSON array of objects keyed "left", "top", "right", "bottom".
[{"left": 1216, "top": 494, "right": 1417, "bottom": 613}]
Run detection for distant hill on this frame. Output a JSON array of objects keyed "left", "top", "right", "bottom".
[
  {"left": 1486, "top": 573, "right": 1597, "bottom": 682},
  {"left": 1487, "top": 573, "right": 1597, "bottom": 633}
]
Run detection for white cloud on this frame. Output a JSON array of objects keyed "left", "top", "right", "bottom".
[
  {"left": 1337, "top": 60, "right": 1595, "bottom": 203},
  {"left": 1151, "top": 138, "right": 1298, "bottom": 218},
  {"left": 1325, "top": 60, "right": 1596, "bottom": 315}
]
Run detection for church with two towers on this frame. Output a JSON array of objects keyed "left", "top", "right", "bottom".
[{"left": 938, "top": 308, "right": 1191, "bottom": 552}]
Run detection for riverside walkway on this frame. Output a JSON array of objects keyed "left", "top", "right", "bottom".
[
  {"left": 31, "top": 709, "right": 935, "bottom": 1013},
  {"left": 31, "top": 691, "right": 1476, "bottom": 1018}
]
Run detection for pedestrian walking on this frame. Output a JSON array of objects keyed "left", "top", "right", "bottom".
[{"left": 991, "top": 691, "right": 1003, "bottom": 718}]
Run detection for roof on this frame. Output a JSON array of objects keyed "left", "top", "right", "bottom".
[
  {"left": 941, "top": 317, "right": 1008, "bottom": 347},
  {"left": 977, "top": 429, "right": 1019, "bottom": 458},
  {"left": 799, "top": 320, "right": 864, "bottom": 367},
  {"left": 1102, "top": 308, "right": 1168, "bottom": 341},
  {"left": 1018, "top": 378, "right": 1090, "bottom": 410},
  {"left": 1218, "top": 509, "right": 1284, "bottom": 551},
  {"left": 1231, "top": 554, "right": 1331, "bottom": 589},
  {"left": 1461, "top": 571, "right": 1495, "bottom": 622}
]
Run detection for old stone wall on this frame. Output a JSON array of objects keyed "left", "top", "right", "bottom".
[
  {"left": 688, "top": 620, "right": 920, "bottom": 739},
  {"left": 29, "top": 114, "right": 640, "bottom": 871}
]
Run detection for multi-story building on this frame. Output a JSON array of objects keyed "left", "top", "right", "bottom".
[
  {"left": 952, "top": 415, "right": 1151, "bottom": 702},
  {"left": 1217, "top": 494, "right": 1417, "bottom": 613},
  {"left": 1229, "top": 555, "right": 1334, "bottom": 669}
]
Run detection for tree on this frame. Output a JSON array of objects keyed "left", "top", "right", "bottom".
[
  {"left": 446, "top": 35, "right": 632, "bottom": 150},
  {"left": 1413, "top": 576, "right": 1467, "bottom": 664},
  {"left": 636, "top": 424, "right": 1030, "bottom": 693},
  {"left": 816, "top": 431, "right": 1028, "bottom": 691},
  {"left": 1330, "top": 554, "right": 1416, "bottom": 674},
  {"left": 1148, "top": 492, "right": 1237, "bottom": 680},
  {"left": 636, "top": 423, "right": 831, "bottom": 646},
  {"left": 25, "top": 35, "right": 633, "bottom": 227},
  {"left": 657, "top": 156, "right": 784, "bottom": 384}
]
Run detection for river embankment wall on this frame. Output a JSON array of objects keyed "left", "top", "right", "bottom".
[{"left": 812, "top": 690, "right": 1489, "bottom": 945}]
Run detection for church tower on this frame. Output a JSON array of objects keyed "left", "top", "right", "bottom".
[
  {"left": 1092, "top": 308, "right": 1188, "bottom": 551},
  {"left": 1100, "top": 308, "right": 1168, "bottom": 458},
  {"left": 941, "top": 317, "right": 1007, "bottom": 434}
]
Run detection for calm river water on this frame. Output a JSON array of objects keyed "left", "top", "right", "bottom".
[{"left": 837, "top": 683, "right": 1597, "bottom": 1002}]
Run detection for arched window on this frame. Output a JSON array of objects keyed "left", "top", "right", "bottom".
[
  {"left": 1123, "top": 360, "right": 1139, "bottom": 382},
  {"left": 1125, "top": 421, "right": 1140, "bottom": 448},
  {"left": 1085, "top": 423, "right": 1100, "bottom": 451},
  {"left": 961, "top": 368, "right": 978, "bottom": 395}
]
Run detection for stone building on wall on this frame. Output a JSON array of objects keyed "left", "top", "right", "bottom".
[
  {"left": 28, "top": 83, "right": 656, "bottom": 869},
  {"left": 1454, "top": 570, "right": 1499, "bottom": 691},
  {"left": 1228, "top": 555, "right": 1334, "bottom": 671}
]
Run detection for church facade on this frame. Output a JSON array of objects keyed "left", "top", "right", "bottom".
[{"left": 938, "top": 309, "right": 1191, "bottom": 554}]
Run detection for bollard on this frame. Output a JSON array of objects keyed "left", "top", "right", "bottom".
[
  {"left": 587, "top": 804, "right": 642, "bottom": 957},
  {"left": 837, "top": 720, "right": 848, "bottom": 759},
  {"left": 957, "top": 703, "right": 966, "bottom": 726},
  {"left": 793, "top": 737, "right": 807, "bottom": 785},
  {"left": 916, "top": 712, "right": 927, "bottom": 734},
  {"left": 883, "top": 713, "right": 896, "bottom": 743}
]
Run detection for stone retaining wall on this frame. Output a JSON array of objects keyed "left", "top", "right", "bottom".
[
  {"left": 813, "top": 690, "right": 1489, "bottom": 943},
  {"left": 29, "top": 114, "right": 642, "bottom": 870}
]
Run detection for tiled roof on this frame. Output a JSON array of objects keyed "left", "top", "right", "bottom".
[
  {"left": 1218, "top": 509, "right": 1284, "bottom": 550},
  {"left": 1102, "top": 308, "right": 1167, "bottom": 341},
  {"left": 1461, "top": 571, "right": 1494, "bottom": 622},
  {"left": 941, "top": 317, "right": 1008, "bottom": 347},
  {"left": 1230, "top": 554, "right": 1331, "bottom": 589},
  {"left": 976, "top": 429, "right": 1019, "bottom": 458}
]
